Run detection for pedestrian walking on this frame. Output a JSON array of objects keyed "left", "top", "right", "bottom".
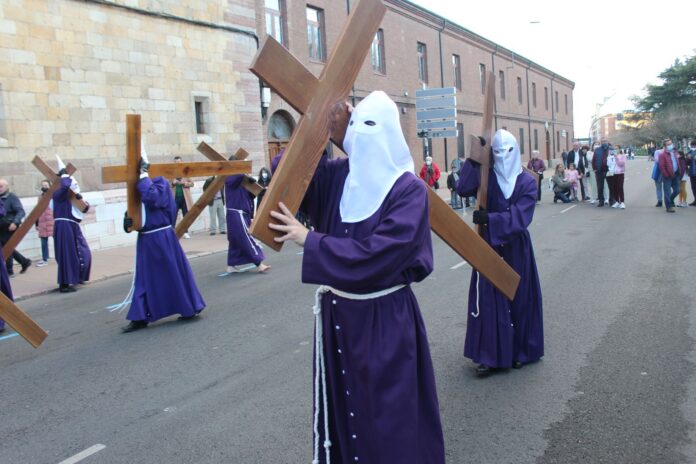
[
  {"left": 527, "top": 150, "right": 546, "bottom": 203},
  {"left": 419, "top": 156, "right": 441, "bottom": 190},
  {"left": 0, "top": 179, "right": 32, "bottom": 277},
  {"left": 36, "top": 179, "right": 54, "bottom": 266},
  {"left": 171, "top": 156, "right": 193, "bottom": 239}
]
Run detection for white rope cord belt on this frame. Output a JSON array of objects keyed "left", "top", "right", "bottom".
[
  {"left": 54, "top": 217, "right": 79, "bottom": 224},
  {"left": 106, "top": 225, "right": 172, "bottom": 312},
  {"left": 311, "top": 283, "right": 406, "bottom": 464},
  {"left": 472, "top": 271, "right": 481, "bottom": 318}
]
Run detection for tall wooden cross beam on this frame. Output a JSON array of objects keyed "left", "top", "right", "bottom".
[
  {"left": 247, "top": 0, "right": 520, "bottom": 299},
  {"left": 100, "top": 115, "right": 252, "bottom": 232},
  {"left": 2, "top": 158, "right": 82, "bottom": 260},
  {"left": 173, "top": 143, "right": 261, "bottom": 238},
  {"left": 0, "top": 293, "right": 47, "bottom": 348}
]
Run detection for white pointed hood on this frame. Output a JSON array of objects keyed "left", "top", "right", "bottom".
[
  {"left": 339, "top": 91, "right": 413, "bottom": 223},
  {"left": 491, "top": 129, "right": 522, "bottom": 200},
  {"left": 56, "top": 155, "right": 67, "bottom": 171}
]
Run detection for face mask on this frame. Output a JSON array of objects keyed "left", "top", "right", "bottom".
[
  {"left": 601, "top": 143, "right": 608, "bottom": 150},
  {"left": 667, "top": 144, "right": 674, "bottom": 151},
  {"left": 261, "top": 172, "right": 268, "bottom": 179},
  {"left": 41, "top": 187, "right": 49, "bottom": 193}
]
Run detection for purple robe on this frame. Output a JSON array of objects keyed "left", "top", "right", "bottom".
[
  {"left": 0, "top": 201, "right": 12, "bottom": 331},
  {"left": 52, "top": 177, "right": 91, "bottom": 286},
  {"left": 224, "top": 175, "right": 265, "bottom": 267},
  {"left": 289, "top": 154, "right": 445, "bottom": 464},
  {"left": 456, "top": 160, "right": 544, "bottom": 367},
  {"left": 127, "top": 177, "right": 205, "bottom": 322}
]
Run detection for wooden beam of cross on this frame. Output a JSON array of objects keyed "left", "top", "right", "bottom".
[
  {"left": 2, "top": 162, "right": 78, "bottom": 260},
  {"left": 100, "top": 115, "right": 251, "bottom": 232},
  {"left": 0, "top": 293, "right": 48, "bottom": 348},
  {"left": 197, "top": 142, "right": 265, "bottom": 196},
  {"left": 173, "top": 143, "right": 260, "bottom": 238},
  {"left": 247, "top": 6, "right": 521, "bottom": 299},
  {"left": 32, "top": 156, "right": 89, "bottom": 213},
  {"left": 248, "top": 0, "right": 387, "bottom": 250}
]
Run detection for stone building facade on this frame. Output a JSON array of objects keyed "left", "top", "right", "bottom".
[
  {"left": 257, "top": 0, "right": 575, "bottom": 171},
  {"left": 0, "top": 0, "right": 264, "bottom": 256}
]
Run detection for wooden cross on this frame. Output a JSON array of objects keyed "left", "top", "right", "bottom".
[
  {"left": 246, "top": 0, "right": 520, "bottom": 300},
  {"left": 468, "top": 72, "right": 540, "bottom": 235},
  {"left": 0, "top": 293, "right": 47, "bottom": 348},
  {"left": 2, "top": 158, "right": 82, "bottom": 260},
  {"left": 101, "top": 115, "right": 252, "bottom": 232},
  {"left": 173, "top": 143, "right": 262, "bottom": 238}
]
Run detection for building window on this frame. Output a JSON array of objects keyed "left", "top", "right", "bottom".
[
  {"left": 0, "top": 84, "right": 8, "bottom": 146},
  {"left": 565, "top": 135, "right": 569, "bottom": 151},
  {"left": 564, "top": 94, "right": 568, "bottom": 115},
  {"left": 194, "top": 96, "right": 209, "bottom": 134},
  {"left": 534, "top": 128, "right": 538, "bottom": 150},
  {"left": 457, "top": 122, "right": 465, "bottom": 157},
  {"left": 307, "top": 6, "right": 325, "bottom": 62},
  {"left": 517, "top": 77, "right": 523, "bottom": 105},
  {"left": 417, "top": 42, "right": 428, "bottom": 84},
  {"left": 519, "top": 128, "right": 525, "bottom": 154},
  {"left": 556, "top": 131, "right": 560, "bottom": 152},
  {"left": 265, "top": 0, "right": 287, "bottom": 46},
  {"left": 499, "top": 70, "right": 506, "bottom": 100},
  {"left": 371, "top": 29, "right": 386, "bottom": 74},
  {"left": 479, "top": 64, "right": 486, "bottom": 94},
  {"left": 555, "top": 90, "right": 559, "bottom": 112},
  {"left": 452, "top": 54, "right": 461, "bottom": 90},
  {"left": 544, "top": 87, "right": 549, "bottom": 110},
  {"left": 532, "top": 83, "right": 537, "bottom": 108}
]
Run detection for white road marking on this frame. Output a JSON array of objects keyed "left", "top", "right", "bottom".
[
  {"left": 58, "top": 444, "right": 106, "bottom": 464},
  {"left": 450, "top": 261, "right": 469, "bottom": 270},
  {"left": 560, "top": 205, "right": 577, "bottom": 214}
]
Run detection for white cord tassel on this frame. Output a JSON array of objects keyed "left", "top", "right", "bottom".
[
  {"left": 107, "top": 252, "right": 137, "bottom": 313},
  {"left": 312, "top": 286, "right": 332, "bottom": 464},
  {"left": 471, "top": 271, "right": 480, "bottom": 318}
]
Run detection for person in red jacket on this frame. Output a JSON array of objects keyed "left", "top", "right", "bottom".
[
  {"left": 36, "top": 179, "right": 54, "bottom": 267},
  {"left": 657, "top": 138, "right": 685, "bottom": 213},
  {"left": 419, "top": 156, "right": 441, "bottom": 189}
]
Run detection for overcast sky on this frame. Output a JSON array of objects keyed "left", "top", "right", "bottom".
[{"left": 410, "top": 0, "right": 696, "bottom": 137}]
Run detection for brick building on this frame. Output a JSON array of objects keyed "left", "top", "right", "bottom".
[{"left": 257, "top": 0, "right": 575, "bottom": 171}]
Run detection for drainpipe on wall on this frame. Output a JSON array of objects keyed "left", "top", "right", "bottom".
[
  {"left": 491, "top": 46, "right": 498, "bottom": 131},
  {"left": 438, "top": 19, "right": 449, "bottom": 169},
  {"left": 551, "top": 75, "right": 556, "bottom": 160},
  {"left": 525, "top": 66, "right": 532, "bottom": 159}
]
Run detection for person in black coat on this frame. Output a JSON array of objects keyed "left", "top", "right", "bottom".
[{"left": 0, "top": 179, "right": 31, "bottom": 276}]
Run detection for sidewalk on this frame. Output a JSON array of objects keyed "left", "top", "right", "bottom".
[{"left": 9, "top": 231, "right": 229, "bottom": 301}]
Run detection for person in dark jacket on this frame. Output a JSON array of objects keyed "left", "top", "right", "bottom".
[
  {"left": 256, "top": 167, "right": 271, "bottom": 211},
  {"left": 527, "top": 151, "right": 546, "bottom": 203},
  {"left": 0, "top": 179, "right": 31, "bottom": 277}
]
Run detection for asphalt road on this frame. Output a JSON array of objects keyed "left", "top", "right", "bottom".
[{"left": 2, "top": 159, "right": 695, "bottom": 464}]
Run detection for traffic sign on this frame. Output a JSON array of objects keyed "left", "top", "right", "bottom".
[
  {"left": 416, "top": 108, "right": 457, "bottom": 121},
  {"left": 416, "top": 96, "right": 456, "bottom": 110},
  {"left": 419, "top": 129, "right": 458, "bottom": 138},
  {"left": 416, "top": 119, "right": 457, "bottom": 131},
  {"left": 415, "top": 87, "right": 456, "bottom": 98}
]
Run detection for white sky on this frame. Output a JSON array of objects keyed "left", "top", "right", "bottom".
[{"left": 411, "top": 0, "right": 696, "bottom": 137}]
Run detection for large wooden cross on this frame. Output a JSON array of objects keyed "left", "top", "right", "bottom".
[
  {"left": 173, "top": 143, "right": 262, "bottom": 238},
  {"left": 2, "top": 159, "right": 80, "bottom": 260},
  {"left": 0, "top": 293, "right": 47, "bottom": 348},
  {"left": 468, "top": 72, "right": 539, "bottom": 236},
  {"left": 101, "top": 115, "right": 252, "bottom": 232},
  {"left": 247, "top": 0, "right": 520, "bottom": 300}
]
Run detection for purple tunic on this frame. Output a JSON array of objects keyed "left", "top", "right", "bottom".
[
  {"left": 127, "top": 177, "right": 205, "bottom": 322},
  {"left": 0, "top": 201, "right": 12, "bottom": 331},
  {"left": 224, "top": 175, "right": 265, "bottom": 267},
  {"left": 456, "top": 160, "right": 544, "bottom": 367},
  {"left": 295, "top": 155, "right": 445, "bottom": 464},
  {"left": 52, "top": 177, "right": 91, "bottom": 286}
]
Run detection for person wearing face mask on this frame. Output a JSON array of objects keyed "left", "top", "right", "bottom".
[
  {"left": 268, "top": 91, "right": 445, "bottom": 464},
  {"left": 456, "top": 129, "right": 543, "bottom": 375},
  {"left": 419, "top": 155, "right": 441, "bottom": 190},
  {"left": 657, "top": 138, "right": 684, "bottom": 213},
  {"left": 256, "top": 167, "right": 271, "bottom": 211},
  {"left": 592, "top": 138, "right": 611, "bottom": 207},
  {"left": 35, "top": 179, "right": 55, "bottom": 267},
  {"left": 202, "top": 175, "right": 226, "bottom": 236}
]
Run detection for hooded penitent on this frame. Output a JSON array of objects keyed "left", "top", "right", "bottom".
[
  {"left": 491, "top": 129, "right": 522, "bottom": 200},
  {"left": 339, "top": 90, "right": 414, "bottom": 223}
]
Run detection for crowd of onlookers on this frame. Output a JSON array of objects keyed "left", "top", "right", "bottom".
[{"left": 649, "top": 138, "right": 696, "bottom": 212}]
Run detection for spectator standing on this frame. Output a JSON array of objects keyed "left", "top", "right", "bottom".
[
  {"left": 677, "top": 151, "right": 689, "bottom": 207},
  {"left": 612, "top": 149, "right": 627, "bottom": 209},
  {"left": 592, "top": 139, "right": 611, "bottom": 207},
  {"left": 0, "top": 179, "right": 32, "bottom": 276},
  {"left": 561, "top": 150, "right": 568, "bottom": 168},
  {"left": 651, "top": 145, "right": 664, "bottom": 207},
  {"left": 202, "top": 176, "right": 226, "bottom": 235},
  {"left": 447, "top": 158, "right": 463, "bottom": 209},
  {"left": 36, "top": 179, "right": 54, "bottom": 266},
  {"left": 256, "top": 167, "right": 271, "bottom": 211},
  {"left": 171, "top": 156, "right": 193, "bottom": 239},
  {"left": 564, "top": 163, "right": 580, "bottom": 201},
  {"left": 688, "top": 140, "right": 696, "bottom": 206},
  {"left": 657, "top": 138, "right": 683, "bottom": 213},
  {"left": 419, "top": 156, "right": 441, "bottom": 190},
  {"left": 527, "top": 150, "right": 546, "bottom": 203},
  {"left": 567, "top": 142, "right": 589, "bottom": 200}
]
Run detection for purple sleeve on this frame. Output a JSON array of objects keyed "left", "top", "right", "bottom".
[
  {"left": 52, "top": 177, "right": 72, "bottom": 202},
  {"left": 137, "top": 177, "right": 170, "bottom": 209},
  {"left": 487, "top": 175, "right": 537, "bottom": 247},
  {"left": 455, "top": 160, "right": 480, "bottom": 198},
  {"left": 301, "top": 178, "right": 432, "bottom": 292}
]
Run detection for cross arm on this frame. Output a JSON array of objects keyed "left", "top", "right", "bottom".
[
  {"left": 468, "top": 135, "right": 540, "bottom": 183},
  {"left": 102, "top": 161, "right": 252, "bottom": 183},
  {"left": 0, "top": 293, "right": 48, "bottom": 348},
  {"left": 2, "top": 164, "right": 77, "bottom": 260},
  {"left": 32, "top": 156, "right": 89, "bottom": 212}
]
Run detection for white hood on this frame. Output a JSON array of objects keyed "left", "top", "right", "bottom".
[
  {"left": 339, "top": 91, "right": 414, "bottom": 223},
  {"left": 491, "top": 129, "right": 522, "bottom": 200}
]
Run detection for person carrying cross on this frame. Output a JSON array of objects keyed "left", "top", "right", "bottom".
[
  {"left": 120, "top": 154, "right": 206, "bottom": 333},
  {"left": 456, "top": 129, "right": 544, "bottom": 375},
  {"left": 53, "top": 161, "right": 92, "bottom": 293},
  {"left": 269, "top": 91, "right": 445, "bottom": 464}
]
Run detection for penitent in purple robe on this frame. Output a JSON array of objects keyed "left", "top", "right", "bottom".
[
  {"left": 224, "top": 175, "right": 265, "bottom": 267},
  {"left": 456, "top": 160, "right": 544, "bottom": 368},
  {"left": 0, "top": 201, "right": 13, "bottom": 331},
  {"left": 53, "top": 177, "right": 91, "bottom": 286},
  {"left": 288, "top": 153, "right": 445, "bottom": 464},
  {"left": 127, "top": 177, "right": 205, "bottom": 322}
]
